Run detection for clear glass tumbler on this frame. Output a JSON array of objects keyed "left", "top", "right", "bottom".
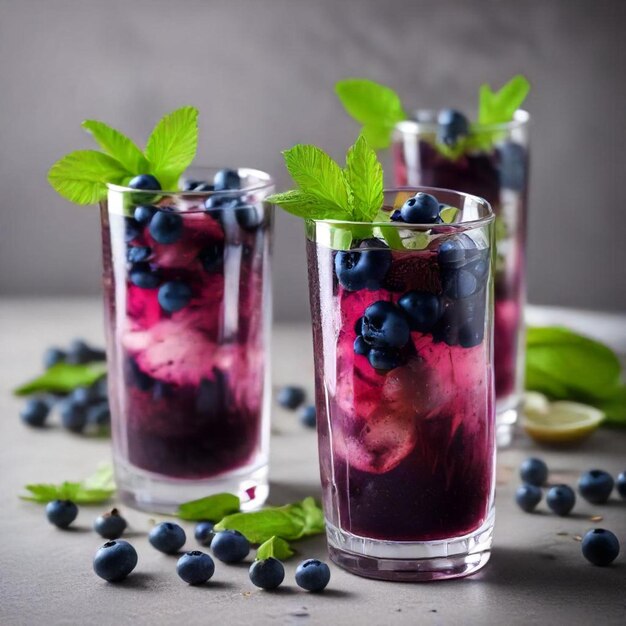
[
  {"left": 306, "top": 188, "right": 495, "bottom": 581},
  {"left": 393, "top": 111, "right": 529, "bottom": 445},
  {"left": 100, "top": 168, "right": 274, "bottom": 513}
]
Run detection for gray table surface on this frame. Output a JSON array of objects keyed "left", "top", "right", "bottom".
[{"left": 1, "top": 299, "right": 625, "bottom": 626}]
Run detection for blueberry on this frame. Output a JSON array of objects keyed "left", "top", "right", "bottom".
[
  {"left": 194, "top": 522, "right": 215, "bottom": 547},
  {"left": 148, "top": 522, "right": 186, "bottom": 554},
  {"left": 46, "top": 499, "right": 78, "bottom": 528},
  {"left": 398, "top": 291, "right": 442, "bottom": 333},
  {"left": 183, "top": 179, "right": 201, "bottom": 191},
  {"left": 334, "top": 247, "right": 392, "bottom": 291},
  {"left": 390, "top": 209, "right": 403, "bottom": 222},
  {"left": 353, "top": 336, "right": 370, "bottom": 356},
  {"left": 125, "top": 217, "right": 142, "bottom": 243},
  {"left": 59, "top": 399, "right": 88, "bottom": 433},
  {"left": 149, "top": 210, "right": 183, "bottom": 244},
  {"left": 129, "top": 263, "right": 160, "bottom": 289},
  {"left": 581, "top": 529, "right": 620, "bottom": 566},
  {"left": 249, "top": 558, "right": 285, "bottom": 590},
  {"left": 183, "top": 179, "right": 214, "bottom": 192},
  {"left": 126, "top": 245, "right": 152, "bottom": 264},
  {"left": 458, "top": 320, "right": 484, "bottom": 348},
  {"left": 437, "top": 109, "right": 469, "bottom": 146},
  {"left": 94, "top": 509, "right": 127, "bottom": 539},
  {"left": 368, "top": 348, "right": 401, "bottom": 371},
  {"left": 93, "top": 540, "right": 138, "bottom": 582},
  {"left": 211, "top": 530, "right": 250, "bottom": 563},
  {"left": 87, "top": 401, "right": 111, "bottom": 430},
  {"left": 94, "top": 376, "right": 109, "bottom": 400},
  {"left": 354, "top": 316, "right": 364, "bottom": 335},
  {"left": 519, "top": 458, "right": 548, "bottom": 486},
  {"left": 235, "top": 204, "right": 262, "bottom": 231},
  {"left": 277, "top": 386, "right": 306, "bottom": 410},
  {"left": 134, "top": 205, "right": 157, "bottom": 225},
  {"left": 441, "top": 268, "right": 479, "bottom": 299},
  {"left": 546, "top": 485, "right": 576, "bottom": 516},
  {"left": 213, "top": 168, "right": 241, "bottom": 191},
  {"left": 20, "top": 398, "right": 50, "bottom": 427},
  {"left": 498, "top": 141, "right": 527, "bottom": 191},
  {"left": 177, "top": 551, "right": 215, "bottom": 585},
  {"left": 295, "top": 559, "right": 331, "bottom": 592},
  {"left": 158, "top": 281, "right": 192, "bottom": 313},
  {"left": 70, "top": 385, "right": 99, "bottom": 406},
  {"left": 400, "top": 192, "right": 440, "bottom": 224},
  {"left": 43, "top": 347, "right": 66, "bottom": 369},
  {"left": 617, "top": 472, "right": 626, "bottom": 498},
  {"left": 128, "top": 174, "right": 161, "bottom": 203},
  {"left": 578, "top": 470, "right": 615, "bottom": 505},
  {"left": 299, "top": 405, "right": 317, "bottom": 428},
  {"left": 362, "top": 301, "right": 410, "bottom": 349},
  {"left": 67, "top": 339, "right": 105, "bottom": 364},
  {"left": 204, "top": 195, "right": 239, "bottom": 211},
  {"left": 515, "top": 484, "right": 542, "bottom": 512},
  {"left": 198, "top": 242, "right": 224, "bottom": 273},
  {"left": 438, "top": 235, "right": 477, "bottom": 268}
]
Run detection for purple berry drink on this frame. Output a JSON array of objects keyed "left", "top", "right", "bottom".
[
  {"left": 306, "top": 188, "right": 495, "bottom": 582},
  {"left": 101, "top": 168, "right": 274, "bottom": 512},
  {"left": 393, "top": 110, "right": 529, "bottom": 443}
]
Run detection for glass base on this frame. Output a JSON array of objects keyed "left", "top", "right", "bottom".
[
  {"left": 325, "top": 512, "right": 494, "bottom": 582},
  {"left": 114, "top": 456, "right": 269, "bottom": 514},
  {"left": 496, "top": 398, "right": 521, "bottom": 448}
]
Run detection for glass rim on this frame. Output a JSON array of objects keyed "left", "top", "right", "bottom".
[
  {"left": 307, "top": 186, "right": 494, "bottom": 230},
  {"left": 395, "top": 108, "right": 530, "bottom": 135},
  {"left": 106, "top": 166, "right": 274, "bottom": 196}
]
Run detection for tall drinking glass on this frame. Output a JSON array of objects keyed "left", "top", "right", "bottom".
[
  {"left": 306, "top": 188, "right": 495, "bottom": 581},
  {"left": 393, "top": 111, "right": 529, "bottom": 445},
  {"left": 101, "top": 168, "right": 274, "bottom": 512}
]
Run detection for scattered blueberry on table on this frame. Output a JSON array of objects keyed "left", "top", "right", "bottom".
[
  {"left": 94, "top": 509, "right": 127, "bottom": 540},
  {"left": 515, "top": 484, "right": 542, "bottom": 513},
  {"left": 581, "top": 529, "right": 620, "bottom": 566},
  {"left": 148, "top": 522, "right": 187, "bottom": 554},
  {"left": 211, "top": 530, "right": 250, "bottom": 563},
  {"left": 546, "top": 485, "right": 576, "bottom": 516},
  {"left": 46, "top": 500, "right": 78, "bottom": 529},
  {"left": 578, "top": 470, "right": 615, "bottom": 505},
  {"left": 20, "top": 398, "right": 50, "bottom": 428},
  {"left": 299, "top": 405, "right": 317, "bottom": 429},
  {"left": 176, "top": 551, "right": 215, "bottom": 585},
  {"left": 194, "top": 521, "right": 215, "bottom": 547},
  {"left": 249, "top": 557, "right": 285, "bottom": 590},
  {"left": 519, "top": 457, "right": 548, "bottom": 487},
  {"left": 616, "top": 471, "right": 626, "bottom": 499},
  {"left": 295, "top": 559, "right": 331, "bottom": 592},
  {"left": 277, "top": 386, "right": 306, "bottom": 410},
  {"left": 93, "top": 540, "right": 138, "bottom": 582}
]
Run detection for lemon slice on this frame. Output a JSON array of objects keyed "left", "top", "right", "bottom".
[
  {"left": 523, "top": 400, "right": 605, "bottom": 445},
  {"left": 523, "top": 391, "right": 550, "bottom": 417}
]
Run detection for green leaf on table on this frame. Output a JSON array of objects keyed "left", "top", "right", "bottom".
[
  {"left": 144, "top": 105, "right": 199, "bottom": 190},
  {"left": 525, "top": 327, "right": 624, "bottom": 424},
  {"left": 478, "top": 74, "right": 530, "bottom": 126},
  {"left": 47, "top": 150, "right": 130, "bottom": 205},
  {"left": 82, "top": 120, "right": 149, "bottom": 174},
  {"left": 335, "top": 78, "right": 407, "bottom": 149},
  {"left": 176, "top": 493, "right": 241, "bottom": 521},
  {"left": 20, "top": 465, "right": 116, "bottom": 504},
  {"left": 256, "top": 536, "right": 295, "bottom": 561},
  {"left": 299, "top": 497, "right": 325, "bottom": 536},
  {"left": 344, "top": 135, "right": 384, "bottom": 221},
  {"left": 14, "top": 362, "right": 107, "bottom": 396}
]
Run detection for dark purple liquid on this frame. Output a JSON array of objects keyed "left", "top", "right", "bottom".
[
  {"left": 102, "top": 202, "right": 270, "bottom": 479},
  {"left": 308, "top": 242, "right": 495, "bottom": 542},
  {"left": 394, "top": 139, "right": 528, "bottom": 402}
]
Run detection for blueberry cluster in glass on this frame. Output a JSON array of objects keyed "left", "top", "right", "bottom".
[
  {"left": 124, "top": 168, "right": 263, "bottom": 314},
  {"left": 335, "top": 192, "right": 489, "bottom": 372}
]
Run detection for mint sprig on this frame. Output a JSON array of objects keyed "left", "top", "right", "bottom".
[
  {"left": 335, "top": 78, "right": 407, "bottom": 149},
  {"left": 176, "top": 493, "right": 240, "bottom": 521},
  {"left": 525, "top": 326, "right": 626, "bottom": 426},
  {"left": 256, "top": 536, "right": 295, "bottom": 561},
  {"left": 21, "top": 464, "right": 115, "bottom": 504},
  {"left": 477, "top": 74, "right": 530, "bottom": 126},
  {"left": 14, "top": 362, "right": 107, "bottom": 396},
  {"left": 48, "top": 106, "right": 199, "bottom": 205},
  {"left": 267, "top": 136, "right": 383, "bottom": 222}
]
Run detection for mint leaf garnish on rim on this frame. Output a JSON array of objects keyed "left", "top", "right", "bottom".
[
  {"left": 477, "top": 74, "right": 531, "bottom": 126},
  {"left": 256, "top": 536, "right": 295, "bottom": 561},
  {"left": 267, "top": 136, "right": 384, "bottom": 223},
  {"left": 48, "top": 106, "right": 199, "bottom": 205},
  {"left": 14, "top": 362, "right": 106, "bottom": 396},
  {"left": 176, "top": 493, "right": 240, "bottom": 521},
  {"left": 335, "top": 78, "right": 407, "bottom": 150}
]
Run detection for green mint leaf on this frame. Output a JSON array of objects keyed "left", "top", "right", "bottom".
[
  {"left": 214, "top": 506, "right": 306, "bottom": 543},
  {"left": 82, "top": 464, "right": 116, "bottom": 492},
  {"left": 20, "top": 467, "right": 115, "bottom": 504},
  {"left": 478, "top": 74, "right": 530, "bottom": 125},
  {"left": 82, "top": 120, "right": 149, "bottom": 174},
  {"left": 144, "top": 106, "right": 198, "bottom": 190},
  {"left": 335, "top": 79, "right": 407, "bottom": 149},
  {"left": 282, "top": 145, "right": 353, "bottom": 217},
  {"left": 266, "top": 190, "right": 346, "bottom": 220},
  {"left": 176, "top": 493, "right": 241, "bottom": 521},
  {"left": 48, "top": 150, "right": 130, "bottom": 205},
  {"left": 439, "top": 206, "right": 459, "bottom": 224},
  {"left": 525, "top": 326, "right": 622, "bottom": 405},
  {"left": 14, "top": 362, "right": 107, "bottom": 396},
  {"left": 598, "top": 386, "right": 626, "bottom": 427},
  {"left": 344, "top": 135, "right": 383, "bottom": 221},
  {"left": 298, "top": 497, "right": 325, "bottom": 536},
  {"left": 256, "top": 536, "right": 294, "bottom": 561}
]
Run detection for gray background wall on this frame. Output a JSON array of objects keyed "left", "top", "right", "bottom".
[{"left": 0, "top": 0, "right": 624, "bottom": 319}]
